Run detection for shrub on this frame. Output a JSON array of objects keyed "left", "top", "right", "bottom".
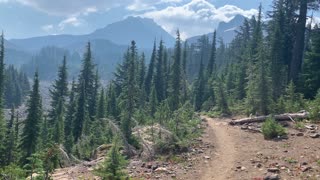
[{"left": 262, "top": 117, "right": 286, "bottom": 139}]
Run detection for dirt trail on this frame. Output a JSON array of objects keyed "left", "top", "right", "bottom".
[{"left": 200, "top": 116, "right": 237, "bottom": 180}]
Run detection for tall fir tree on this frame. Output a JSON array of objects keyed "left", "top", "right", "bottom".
[
  {"left": 169, "top": 30, "right": 182, "bottom": 111},
  {"left": 154, "top": 40, "right": 165, "bottom": 102},
  {"left": 145, "top": 41, "right": 157, "bottom": 97},
  {"left": 0, "top": 33, "right": 6, "bottom": 166},
  {"left": 64, "top": 79, "right": 76, "bottom": 153},
  {"left": 4, "top": 106, "right": 17, "bottom": 165},
  {"left": 20, "top": 71, "right": 42, "bottom": 163},
  {"left": 48, "top": 56, "right": 68, "bottom": 126},
  {"left": 97, "top": 88, "right": 106, "bottom": 119},
  {"left": 194, "top": 59, "right": 205, "bottom": 111},
  {"left": 119, "top": 41, "right": 138, "bottom": 143},
  {"left": 207, "top": 30, "right": 217, "bottom": 76}
]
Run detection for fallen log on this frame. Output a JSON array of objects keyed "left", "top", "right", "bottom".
[{"left": 229, "top": 112, "right": 309, "bottom": 125}]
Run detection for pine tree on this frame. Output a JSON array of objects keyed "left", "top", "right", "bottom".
[
  {"left": 0, "top": 33, "right": 6, "bottom": 166},
  {"left": 145, "top": 41, "right": 157, "bottom": 97},
  {"left": 97, "top": 88, "right": 106, "bottom": 119},
  {"left": 4, "top": 106, "right": 16, "bottom": 165},
  {"left": 194, "top": 59, "right": 205, "bottom": 111},
  {"left": 154, "top": 40, "right": 165, "bottom": 102},
  {"left": 94, "top": 136, "right": 127, "bottom": 180},
  {"left": 74, "top": 42, "right": 96, "bottom": 141},
  {"left": 119, "top": 41, "right": 138, "bottom": 143},
  {"left": 301, "top": 25, "right": 320, "bottom": 99},
  {"left": 20, "top": 71, "right": 42, "bottom": 163},
  {"left": 149, "top": 84, "right": 158, "bottom": 118},
  {"left": 169, "top": 30, "right": 182, "bottom": 111},
  {"left": 74, "top": 81, "right": 90, "bottom": 141},
  {"left": 48, "top": 56, "right": 68, "bottom": 127},
  {"left": 52, "top": 98, "right": 65, "bottom": 144},
  {"left": 214, "top": 77, "right": 229, "bottom": 114},
  {"left": 64, "top": 79, "right": 76, "bottom": 152},
  {"left": 207, "top": 30, "right": 217, "bottom": 76},
  {"left": 40, "top": 115, "right": 50, "bottom": 149},
  {"left": 106, "top": 83, "right": 119, "bottom": 120}
]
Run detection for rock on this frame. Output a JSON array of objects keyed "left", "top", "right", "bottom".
[
  {"left": 241, "top": 126, "right": 248, "bottom": 130},
  {"left": 241, "top": 166, "right": 246, "bottom": 171},
  {"left": 264, "top": 174, "right": 280, "bottom": 180},
  {"left": 309, "top": 133, "right": 320, "bottom": 138},
  {"left": 152, "top": 165, "right": 159, "bottom": 171},
  {"left": 146, "top": 163, "right": 152, "bottom": 169},
  {"left": 267, "top": 168, "right": 280, "bottom": 173},
  {"left": 301, "top": 162, "right": 308, "bottom": 166},
  {"left": 155, "top": 167, "right": 168, "bottom": 173},
  {"left": 296, "top": 132, "right": 304, "bottom": 136},
  {"left": 301, "top": 166, "right": 311, "bottom": 172},
  {"left": 204, "top": 156, "right": 211, "bottom": 159},
  {"left": 256, "top": 163, "right": 262, "bottom": 168},
  {"left": 236, "top": 166, "right": 242, "bottom": 169}
]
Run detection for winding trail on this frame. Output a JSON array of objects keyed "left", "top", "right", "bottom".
[{"left": 200, "top": 116, "right": 237, "bottom": 180}]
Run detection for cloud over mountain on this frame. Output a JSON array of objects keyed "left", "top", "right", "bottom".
[{"left": 140, "top": 0, "right": 258, "bottom": 39}]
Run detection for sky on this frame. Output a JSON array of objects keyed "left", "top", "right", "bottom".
[{"left": 0, "top": 0, "right": 319, "bottom": 40}]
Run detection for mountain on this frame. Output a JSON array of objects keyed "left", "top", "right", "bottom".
[
  {"left": 90, "top": 16, "right": 175, "bottom": 48},
  {"left": 187, "top": 15, "right": 246, "bottom": 45},
  {"left": 10, "top": 16, "right": 175, "bottom": 52}
]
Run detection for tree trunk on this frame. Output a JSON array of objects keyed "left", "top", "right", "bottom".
[
  {"left": 289, "top": 0, "right": 308, "bottom": 83},
  {"left": 229, "top": 112, "right": 309, "bottom": 125}
]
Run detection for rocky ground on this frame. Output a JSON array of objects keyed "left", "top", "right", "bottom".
[{"left": 52, "top": 116, "right": 320, "bottom": 180}]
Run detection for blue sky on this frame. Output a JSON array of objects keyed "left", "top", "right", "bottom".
[{"left": 0, "top": 0, "right": 318, "bottom": 39}]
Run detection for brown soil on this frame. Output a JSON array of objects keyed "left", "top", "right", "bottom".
[{"left": 52, "top": 116, "right": 320, "bottom": 180}]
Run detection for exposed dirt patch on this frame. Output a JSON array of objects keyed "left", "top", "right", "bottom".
[{"left": 52, "top": 116, "right": 320, "bottom": 180}]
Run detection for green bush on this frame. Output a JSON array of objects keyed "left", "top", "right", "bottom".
[{"left": 262, "top": 117, "right": 286, "bottom": 139}]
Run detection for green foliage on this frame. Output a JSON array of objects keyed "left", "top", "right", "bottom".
[
  {"left": 309, "top": 90, "right": 320, "bottom": 121},
  {"left": 214, "top": 77, "right": 230, "bottom": 115},
  {"left": 283, "top": 81, "right": 305, "bottom": 112},
  {"left": 0, "top": 164, "right": 26, "bottom": 179},
  {"left": 23, "top": 153, "right": 44, "bottom": 180},
  {"left": 94, "top": 136, "right": 128, "bottom": 180},
  {"left": 169, "top": 30, "right": 182, "bottom": 111},
  {"left": 261, "top": 117, "right": 286, "bottom": 139},
  {"left": 4, "top": 65, "right": 30, "bottom": 108},
  {"left": 20, "top": 71, "right": 42, "bottom": 163}
]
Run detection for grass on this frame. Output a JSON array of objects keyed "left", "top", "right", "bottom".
[{"left": 285, "top": 157, "right": 298, "bottom": 164}]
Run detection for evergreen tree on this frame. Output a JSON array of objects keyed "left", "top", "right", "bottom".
[
  {"left": 74, "top": 42, "right": 96, "bottom": 141},
  {"left": 64, "top": 79, "right": 76, "bottom": 152},
  {"left": 0, "top": 33, "right": 6, "bottom": 166},
  {"left": 145, "top": 41, "right": 157, "bottom": 97},
  {"left": 301, "top": 25, "right": 320, "bottom": 99},
  {"left": 169, "top": 30, "right": 182, "bottom": 111},
  {"left": 154, "top": 40, "right": 165, "bottom": 102},
  {"left": 106, "top": 83, "right": 119, "bottom": 120},
  {"left": 94, "top": 136, "right": 127, "bottom": 180},
  {"left": 48, "top": 56, "right": 68, "bottom": 126},
  {"left": 20, "top": 71, "right": 42, "bottom": 163},
  {"left": 214, "top": 77, "right": 230, "bottom": 114},
  {"left": 207, "top": 30, "right": 217, "bottom": 76},
  {"left": 194, "top": 59, "right": 205, "bottom": 111},
  {"left": 97, "top": 88, "right": 106, "bottom": 119},
  {"left": 119, "top": 41, "right": 138, "bottom": 143},
  {"left": 40, "top": 116, "right": 49, "bottom": 149},
  {"left": 52, "top": 98, "right": 65, "bottom": 144},
  {"left": 149, "top": 84, "right": 158, "bottom": 118},
  {"left": 4, "top": 106, "right": 16, "bottom": 165},
  {"left": 74, "top": 81, "right": 90, "bottom": 141}
]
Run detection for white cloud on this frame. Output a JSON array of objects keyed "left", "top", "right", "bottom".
[
  {"left": 41, "top": 24, "right": 53, "bottom": 32},
  {"left": 0, "top": 0, "right": 9, "bottom": 3},
  {"left": 139, "top": 0, "right": 258, "bottom": 39},
  {"left": 16, "top": 0, "right": 122, "bottom": 16},
  {"left": 58, "top": 17, "right": 82, "bottom": 30}
]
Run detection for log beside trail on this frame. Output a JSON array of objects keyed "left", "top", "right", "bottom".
[{"left": 229, "top": 112, "right": 309, "bottom": 125}]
